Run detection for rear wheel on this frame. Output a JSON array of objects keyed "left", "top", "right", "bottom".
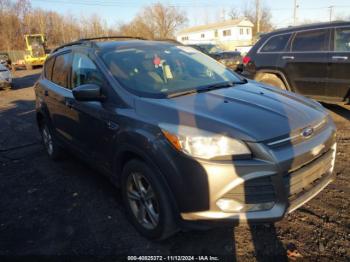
[
  {"left": 39, "top": 121, "right": 63, "bottom": 160},
  {"left": 121, "top": 159, "right": 178, "bottom": 240},
  {"left": 256, "top": 73, "right": 287, "bottom": 90}
]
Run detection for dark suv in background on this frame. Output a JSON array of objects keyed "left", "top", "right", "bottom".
[
  {"left": 241, "top": 21, "right": 350, "bottom": 104},
  {"left": 189, "top": 44, "right": 242, "bottom": 70}
]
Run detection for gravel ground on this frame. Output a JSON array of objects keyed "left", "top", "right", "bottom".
[{"left": 0, "top": 69, "right": 349, "bottom": 261}]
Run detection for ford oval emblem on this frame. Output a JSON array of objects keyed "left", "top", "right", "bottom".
[{"left": 301, "top": 127, "right": 314, "bottom": 138}]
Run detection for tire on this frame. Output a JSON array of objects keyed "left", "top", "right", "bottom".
[
  {"left": 121, "top": 159, "right": 178, "bottom": 240},
  {"left": 39, "top": 120, "right": 63, "bottom": 160},
  {"left": 256, "top": 73, "right": 287, "bottom": 90}
]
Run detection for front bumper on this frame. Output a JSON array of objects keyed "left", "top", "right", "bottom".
[{"left": 180, "top": 123, "right": 336, "bottom": 224}]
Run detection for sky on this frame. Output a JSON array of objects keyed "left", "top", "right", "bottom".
[{"left": 30, "top": 0, "right": 350, "bottom": 29}]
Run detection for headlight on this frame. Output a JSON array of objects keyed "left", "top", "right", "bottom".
[{"left": 160, "top": 124, "right": 251, "bottom": 160}]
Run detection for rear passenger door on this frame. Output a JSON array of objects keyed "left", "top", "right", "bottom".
[
  {"left": 44, "top": 52, "right": 78, "bottom": 143},
  {"left": 280, "top": 28, "right": 330, "bottom": 98},
  {"left": 326, "top": 26, "right": 350, "bottom": 101}
]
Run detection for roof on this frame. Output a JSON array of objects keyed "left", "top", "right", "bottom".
[
  {"left": 264, "top": 20, "right": 350, "bottom": 36},
  {"left": 178, "top": 18, "right": 254, "bottom": 35},
  {"left": 96, "top": 40, "right": 176, "bottom": 50},
  {"left": 52, "top": 37, "right": 180, "bottom": 54}
]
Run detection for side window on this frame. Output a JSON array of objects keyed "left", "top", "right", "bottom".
[
  {"left": 292, "top": 29, "right": 329, "bottom": 52},
  {"left": 334, "top": 27, "right": 350, "bottom": 52},
  {"left": 260, "top": 34, "right": 291, "bottom": 52},
  {"left": 51, "top": 52, "right": 72, "bottom": 88},
  {"left": 44, "top": 57, "right": 55, "bottom": 80},
  {"left": 71, "top": 53, "right": 103, "bottom": 88}
]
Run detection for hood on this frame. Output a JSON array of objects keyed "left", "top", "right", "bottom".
[{"left": 135, "top": 82, "right": 327, "bottom": 142}]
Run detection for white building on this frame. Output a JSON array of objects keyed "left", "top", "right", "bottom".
[{"left": 176, "top": 18, "right": 254, "bottom": 51}]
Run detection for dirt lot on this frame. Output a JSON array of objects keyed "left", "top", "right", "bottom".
[{"left": 0, "top": 69, "right": 349, "bottom": 261}]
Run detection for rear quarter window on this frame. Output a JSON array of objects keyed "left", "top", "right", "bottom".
[{"left": 260, "top": 34, "right": 291, "bottom": 52}]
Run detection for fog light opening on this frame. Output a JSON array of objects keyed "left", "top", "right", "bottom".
[
  {"left": 216, "top": 198, "right": 244, "bottom": 212},
  {"left": 216, "top": 198, "right": 275, "bottom": 213},
  {"left": 246, "top": 202, "right": 275, "bottom": 212}
]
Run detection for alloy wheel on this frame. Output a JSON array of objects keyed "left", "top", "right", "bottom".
[
  {"left": 127, "top": 172, "right": 160, "bottom": 230},
  {"left": 42, "top": 125, "right": 53, "bottom": 156}
]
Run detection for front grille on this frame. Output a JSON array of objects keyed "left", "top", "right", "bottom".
[
  {"left": 223, "top": 176, "right": 275, "bottom": 204},
  {"left": 284, "top": 149, "right": 333, "bottom": 200}
]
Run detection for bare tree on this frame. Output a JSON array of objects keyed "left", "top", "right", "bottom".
[
  {"left": 243, "top": 0, "right": 273, "bottom": 35},
  {"left": 228, "top": 7, "right": 241, "bottom": 20},
  {"left": 119, "top": 2, "right": 187, "bottom": 39},
  {"left": 0, "top": 0, "right": 116, "bottom": 50}
]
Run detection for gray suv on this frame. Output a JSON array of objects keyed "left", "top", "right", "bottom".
[{"left": 35, "top": 37, "right": 337, "bottom": 240}]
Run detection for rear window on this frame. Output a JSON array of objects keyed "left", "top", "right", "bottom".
[
  {"left": 51, "top": 52, "right": 72, "bottom": 88},
  {"left": 260, "top": 34, "right": 291, "bottom": 52},
  {"left": 291, "top": 29, "right": 329, "bottom": 52}
]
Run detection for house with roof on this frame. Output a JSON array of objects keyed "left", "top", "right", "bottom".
[{"left": 176, "top": 18, "right": 254, "bottom": 51}]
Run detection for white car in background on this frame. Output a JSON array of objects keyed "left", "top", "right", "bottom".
[{"left": 0, "top": 64, "right": 12, "bottom": 89}]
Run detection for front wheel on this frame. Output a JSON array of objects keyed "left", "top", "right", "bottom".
[{"left": 121, "top": 159, "right": 178, "bottom": 240}]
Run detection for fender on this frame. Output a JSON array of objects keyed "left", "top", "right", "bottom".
[
  {"left": 111, "top": 130, "right": 181, "bottom": 216},
  {"left": 255, "top": 69, "right": 293, "bottom": 91}
]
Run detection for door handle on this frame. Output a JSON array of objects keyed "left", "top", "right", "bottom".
[
  {"left": 282, "top": 56, "right": 295, "bottom": 60},
  {"left": 332, "top": 56, "right": 348, "bottom": 60},
  {"left": 106, "top": 121, "right": 119, "bottom": 131}
]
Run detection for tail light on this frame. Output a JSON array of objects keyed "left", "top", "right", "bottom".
[{"left": 242, "top": 56, "right": 251, "bottom": 65}]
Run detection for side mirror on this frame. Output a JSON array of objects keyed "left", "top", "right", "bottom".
[{"left": 72, "top": 84, "right": 102, "bottom": 101}]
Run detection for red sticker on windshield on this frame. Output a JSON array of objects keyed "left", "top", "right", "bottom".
[{"left": 153, "top": 55, "right": 161, "bottom": 66}]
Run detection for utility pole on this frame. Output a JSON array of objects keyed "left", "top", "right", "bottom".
[
  {"left": 329, "top": 5, "right": 334, "bottom": 22},
  {"left": 256, "top": 0, "right": 260, "bottom": 33},
  {"left": 293, "top": 0, "right": 298, "bottom": 26}
]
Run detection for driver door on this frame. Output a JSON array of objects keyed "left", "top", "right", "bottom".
[{"left": 69, "top": 51, "right": 116, "bottom": 170}]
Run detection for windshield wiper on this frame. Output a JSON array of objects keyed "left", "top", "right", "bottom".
[
  {"left": 167, "top": 89, "right": 199, "bottom": 98},
  {"left": 167, "top": 79, "right": 248, "bottom": 98}
]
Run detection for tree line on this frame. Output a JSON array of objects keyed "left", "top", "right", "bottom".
[
  {"left": 0, "top": 0, "right": 273, "bottom": 51},
  {"left": 0, "top": 0, "right": 188, "bottom": 51}
]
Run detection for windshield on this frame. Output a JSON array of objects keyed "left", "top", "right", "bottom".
[
  {"left": 27, "top": 36, "right": 44, "bottom": 46},
  {"left": 101, "top": 45, "right": 242, "bottom": 98}
]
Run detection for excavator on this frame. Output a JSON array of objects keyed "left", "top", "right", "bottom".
[{"left": 23, "top": 34, "right": 49, "bottom": 70}]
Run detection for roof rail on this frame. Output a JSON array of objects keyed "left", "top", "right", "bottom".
[
  {"left": 51, "top": 40, "right": 88, "bottom": 54},
  {"left": 51, "top": 36, "right": 146, "bottom": 54},
  {"left": 154, "top": 38, "right": 182, "bottom": 45},
  {"left": 78, "top": 36, "right": 146, "bottom": 41}
]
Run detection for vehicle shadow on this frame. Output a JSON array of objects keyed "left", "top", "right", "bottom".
[
  {"left": 12, "top": 71, "right": 41, "bottom": 90},
  {"left": 322, "top": 102, "right": 350, "bottom": 121},
  {"left": 0, "top": 98, "right": 291, "bottom": 260}
]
